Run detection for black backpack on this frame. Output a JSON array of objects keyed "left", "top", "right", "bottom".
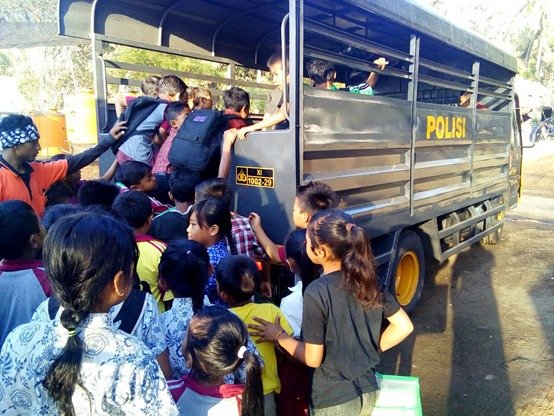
[
  {"left": 47, "top": 290, "right": 147, "bottom": 334},
  {"left": 168, "top": 109, "right": 239, "bottom": 176},
  {"left": 111, "top": 96, "right": 168, "bottom": 153}
]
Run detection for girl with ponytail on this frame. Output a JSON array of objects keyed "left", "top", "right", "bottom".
[
  {"left": 0, "top": 212, "right": 177, "bottom": 415},
  {"left": 167, "top": 306, "right": 264, "bottom": 416},
  {"left": 250, "top": 209, "right": 414, "bottom": 415}
]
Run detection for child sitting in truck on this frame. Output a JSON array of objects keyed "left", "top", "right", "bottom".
[{"left": 307, "top": 57, "right": 387, "bottom": 93}]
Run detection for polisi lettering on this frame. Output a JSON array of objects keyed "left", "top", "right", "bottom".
[{"left": 426, "top": 115, "right": 466, "bottom": 139}]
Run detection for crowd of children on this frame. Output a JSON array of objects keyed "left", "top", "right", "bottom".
[{"left": 0, "top": 58, "right": 414, "bottom": 416}]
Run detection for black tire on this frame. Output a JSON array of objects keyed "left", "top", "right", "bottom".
[
  {"left": 482, "top": 211, "right": 505, "bottom": 245},
  {"left": 390, "top": 230, "right": 425, "bottom": 313}
]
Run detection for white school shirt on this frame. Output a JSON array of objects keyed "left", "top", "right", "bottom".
[
  {"left": 0, "top": 313, "right": 178, "bottom": 415},
  {"left": 31, "top": 292, "right": 166, "bottom": 356},
  {"left": 280, "top": 279, "right": 303, "bottom": 338}
]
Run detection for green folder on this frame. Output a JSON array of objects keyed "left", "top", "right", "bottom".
[{"left": 372, "top": 373, "right": 423, "bottom": 416}]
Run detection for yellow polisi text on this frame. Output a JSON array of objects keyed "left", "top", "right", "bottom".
[{"left": 426, "top": 116, "right": 466, "bottom": 139}]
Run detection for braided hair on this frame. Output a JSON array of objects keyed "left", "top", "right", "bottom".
[{"left": 42, "top": 212, "right": 137, "bottom": 416}]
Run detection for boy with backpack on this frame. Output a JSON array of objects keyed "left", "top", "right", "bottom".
[
  {"left": 168, "top": 87, "right": 250, "bottom": 180},
  {"left": 115, "top": 75, "right": 187, "bottom": 167}
]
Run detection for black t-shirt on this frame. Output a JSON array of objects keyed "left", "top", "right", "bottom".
[
  {"left": 149, "top": 208, "right": 190, "bottom": 242},
  {"left": 302, "top": 270, "right": 400, "bottom": 409}
]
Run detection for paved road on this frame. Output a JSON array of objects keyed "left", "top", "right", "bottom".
[{"left": 378, "top": 142, "right": 554, "bottom": 415}]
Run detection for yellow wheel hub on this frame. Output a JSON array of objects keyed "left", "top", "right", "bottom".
[{"left": 395, "top": 250, "right": 420, "bottom": 306}]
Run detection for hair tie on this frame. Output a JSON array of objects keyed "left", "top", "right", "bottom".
[
  {"left": 237, "top": 346, "right": 247, "bottom": 359},
  {"left": 345, "top": 223, "right": 355, "bottom": 232},
  {"left": 67, "top": 328, "right": 77, "bottom": 337}
]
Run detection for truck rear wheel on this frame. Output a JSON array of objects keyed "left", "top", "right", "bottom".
[
  {"left": 392, "top": 231, "right": 425, "bottom": 313},
  {"left": 482, "top": 211, "right": 505, "bottom": 245}
]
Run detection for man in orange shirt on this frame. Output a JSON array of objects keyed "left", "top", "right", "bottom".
[{"left": 0, "top": 114, "right": 126, "bottom": 216}]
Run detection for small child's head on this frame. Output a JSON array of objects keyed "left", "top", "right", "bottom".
[
  {"left": 194, "top": 178, "right": 232, "bottom": 209},
  {"left": 141, "top": 75, "right": 161, "bottom": 96},
  {"left": 42, "top": 204, "right": 83, "bottom": 233},
  {"left": 77, "top": 179, "right": 120, "bottom": 207},
  {"left": 169, "top": 169, "right": 200, "bottom": 204},
  {"left": 114, "top": 161, "right": 157, "bottom": 192},
  {"left": 306, "top": 209, "right": 381, "bottom": 308},
  {"left": 45, "top": 182, "right": 75, "bottom": 209},
  {"left": 284, "top": 229, "right": 318, "bottom": 293},
  {"left": 159, "top": 239, "right": 209, "bottom": 311},
  {"left": 293, "top": 181, "right": 338, "bottom": 228},
  {"left": 189, "top": 87, "right": 213, "bottom": 110},
  {"left": 112, "top": 190, "right": 153, "bottom": 231},
  {"left": 307, "top": 59, "right": 336, "bottom": 88},
  {"left": 459, "top": 91, "right": 472, "bottom": 108},
  {"left": 158, "top": 75, "right": 187, "bottom": 103},
  {"left": 187, "top": 197, "right": 231, "bottom": 248},
  {"left": 50, "top": 154, "right": 81, "bottom": 185},
  {"left": 215, "top": 255, "right": 258, "bottom": 305},
  {"left": 165, "top": 101, "right": 190, "bottom": 131},
  {"left": 0, "top": 200, "right": 44, "bottom": 260},
  {"left": 267, "top": 51, "right": 288, "bottom": 86},
  {"left": 223, "top": 87, "right": 250, "bottom": 119},
  {"left": 184, "top": 305, "right": 263, "bottom": 415}
]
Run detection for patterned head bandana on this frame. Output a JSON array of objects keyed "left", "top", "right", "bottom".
[{"left": 0, "top": 123, "right": 40, "bottom": 149}]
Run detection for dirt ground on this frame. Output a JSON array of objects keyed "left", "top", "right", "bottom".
[{"left": 377, "top": 142, "right": 554, "bottom": 415}]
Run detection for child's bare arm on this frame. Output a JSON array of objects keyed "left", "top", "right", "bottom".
[
  {"left": 114, "top": 95, "right": 129, "bottom": 117},
  {"left": 237, "top": 106, "right": 287, "bottom": 140},
  {"left": 379, "top": 308, "right": 414, "bottom": 352},
  {"left": 248, "top": 212, "right": 283, "bottom": 264},
  {"left": 218, "top": 128, "right": 238, "bottom": 179},
  {"left": 99, "top": 159, "right": 119, "bottom": 181},
  {"left": 151, "top": 126, "right": 168, "bottom": 146},
  {"left": 366, "top": 57, "right": 389, "bottom": 88}
]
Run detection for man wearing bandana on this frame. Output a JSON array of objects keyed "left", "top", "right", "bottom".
[{"left": 0, "top": 114, "right": 126, "bottom": 216}]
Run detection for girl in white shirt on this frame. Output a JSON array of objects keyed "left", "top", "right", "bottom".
[{"left": 0, "top": 212, "right": 177, "bottom": 415}]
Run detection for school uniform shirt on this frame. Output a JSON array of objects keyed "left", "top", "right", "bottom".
[
  {"left": 136, "top": 234, "right": 173, "bottom": 312},
  {"left": 31, "top": 292, "right": 166, "bottom": 357},
  {"left": 0, "top": 313, "right": 178, "bottom": 415},
  {"left": 229, "top": 212, "right": 268, "bottom": 261},
  {"left": 161, "top": 296, "right": 212, "bottom": 379},
  {"left": 168, "top": 373, "right": 244, "bottom": 416},
  {"left": 205, "top": 239, "right": 230, "bottom": 307},
  {"left": 0, "top": 259, "right": 51, "bottom": 348},
  {"left": 302, "top": 270, "right": 400, "bottom": 409},
  {"left": 279, "top": 279, "right": 303, "bottom": 338},
  {"left": 161, "top": 297, "right": 263, "bottom": 383},
  {"left": 150, "top": 206, "right": 191, "bottom": 243},
  {"left": 152, "top": 127, "right": 177, "bottom": 174},
  {"left": 118, "top": 103, "right": 167, "bottom": 164},
  {"left": 231, "top": 303, "right": 293, "bottom": 395}
]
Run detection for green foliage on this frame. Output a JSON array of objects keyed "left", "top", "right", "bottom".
[
  {"left": 0, "top": 53, "right": 13, "bottom": 75},
  {"left": 11, "top": 45, "right": 93, "bottom": 110},
  {"left": 105, "top": 45, "right": 272, "bottom": 113}
]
